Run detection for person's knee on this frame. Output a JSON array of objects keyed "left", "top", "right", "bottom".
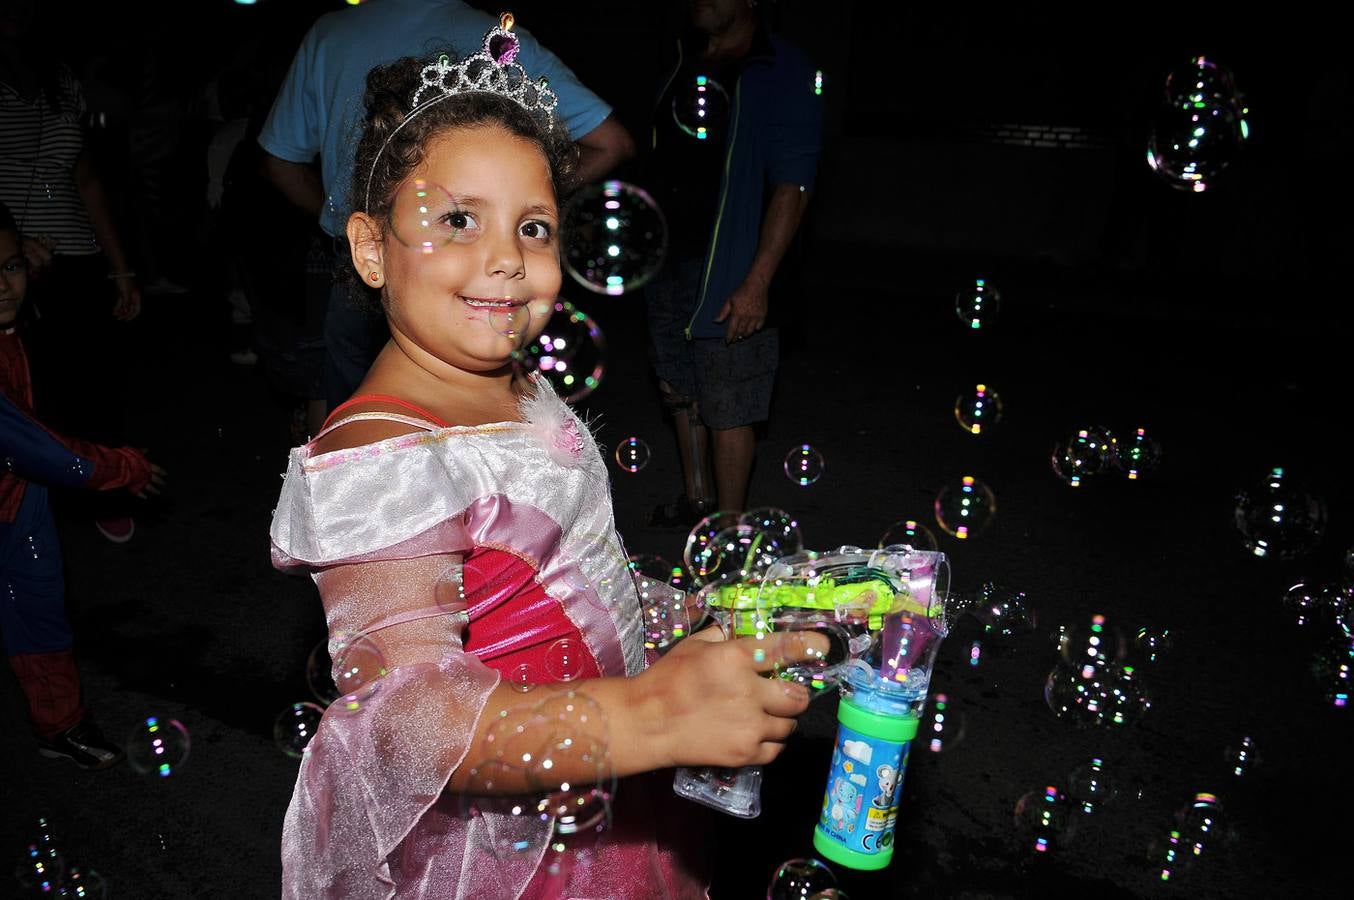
[{"left": 658, "top": 379, "right": 699, "bottom": 417}]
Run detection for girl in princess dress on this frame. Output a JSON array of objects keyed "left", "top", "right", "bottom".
[{"left": 269, "top": 19, "right": 821, "bottom": 900}]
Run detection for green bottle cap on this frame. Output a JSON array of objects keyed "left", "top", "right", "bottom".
[{"left": 838, "top": 696, "right": 919, "bottom": 743}]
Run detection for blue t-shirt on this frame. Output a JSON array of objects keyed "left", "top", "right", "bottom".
[{"left": 259, "top": 0, "right": 611, "bottom": 237}]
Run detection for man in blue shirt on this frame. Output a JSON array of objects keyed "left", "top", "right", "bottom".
[
  {"left": 644, "top": 0, "right": 822, "bottom": 524},
  {"left": 258, "top": 0, "right": 634, "bottom": 412}
]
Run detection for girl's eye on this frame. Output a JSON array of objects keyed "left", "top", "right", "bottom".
[
  {"left": 446, "top": 211, "right": 472, "bottom": 231},
  {"left": 520, "top": 221, "right": 552, "bottom": 240}
]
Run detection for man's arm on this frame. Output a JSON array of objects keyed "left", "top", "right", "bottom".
[
  {"left": 260, "top": 152, "right": 325, "bottom": 220},
  {"left": 714, "top": 183, "right": 811, "bottom": 342},
  {"left": 573, "top": 114, "right": 636, "bottom": 185}
]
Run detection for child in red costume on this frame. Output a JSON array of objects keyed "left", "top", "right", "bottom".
[{"left": 0, "top": 200, "right": 165, "bottom": 768}]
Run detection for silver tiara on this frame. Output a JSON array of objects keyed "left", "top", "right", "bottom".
[{"left": 363, "top": 12, "right": 560, "bottom": 213}]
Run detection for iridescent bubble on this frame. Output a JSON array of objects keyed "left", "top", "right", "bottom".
[
  {"left": 808, "top": 892, "right": 850, "bottom": 900},
  {"left": 1148, "top": 57, "right": 1246, "bottom": 193},
  {"left": 487, "top": 303, "right": 532, "bottom": 343},
  {"left": 544, "top": 638, "right": 586, "bottom": 682},
  {"left": 784, "top": 444, "right": 825, "bottom": 486},
  {"left": 274, "top": 702, "right": 325, "bottom": 759},
  {"left": 528, "top": 691, "right": 614, "bottom": 841},
  {"left": 15, "top": 841, "right": 64, "bottom": 893},
  {"left": 954, "top": 384, "right": 1003, "bottom": 435},
  {"left": 1318, "top": 582, "right": 1353, "bottom": 620},
  {"left": 1311, "top": 637, "right": 1353, "bottom": 708},
  {"left": 671, "top": 73, "right": 731, "bottom": 142},
  {"left": 878, "top": 518, "right": 939, "bottom": 552},
  {"left": 768, "top": 857, "right": 836, "bottom": 900},
  {"left": 1065, "top": 427, "right": 1115, "bottom": 478},
  {"left": 627, "top": 553, "right": 674, "bottom": 582},
  {"left": 507, "top": 663, "right": 536, "bottom": 693},
  {"left": 934, "top": 475, "right": 996, "bottom": 539},
  {"left": 305, "top": 639, "right": 341, "bottom": 706},
  {"left": 1114, "top": 427, "right": 1162, "bottom": 479},
  {"left": 682, "top": 511, "right": 741, "bottom": 582},
  {"left": 976, "top": 583, "right": 1036, "bottom": 638},
  {"left": 1224, "top": 735, "right": 1261, "bottom": 778},
  {"left": 57, "top": 865, "right": 107, "bottom": 898},
  {"left": 954, "top": 278, "right": 1000, "bottom": 329},
  {"left": 327, "top": 633, "right": 389, "bottom": 715},
  {"left": 387, "top": 178, "right": 461, "bottom": 254},
  {"left": 764, "top": 610, "right": 848, "bottom": 694},
  {"left": 1057, "top": 613, "right": 1127, "bottom": 672},
  {"left": 923, "top": 693, "right": 966, "bottom": 753},
  {"left": 1050, "top": 442, "right": 1086, "bottom": 487},
  {"left": 1133, "top": 625, "right": 1173, "bottom": 664},
  {"left": 1234, "top": 467, "right": 1327, "bottom": 560},
  {"left": 1044, "top": 662, "right": 1149, "bottom": 728},
  {"left": 1280, "top": 580, "right": 1321, "bottom": 627},
  {"left": 1067, "top": 758, "right": 1118, "bottom": 814},
  {"left": 739, "top": 506, "right": 803, "bottom": 554},
  {"left": 126, "top": 716, "right": 190, "bottom": 778},
  {"left": 613, "top": 437, "right": 651, "bottom": 473},
  {"left": 1013, "top": 785, "right": 1075, "bottom": 854},
  {"left": 515, "top": 300, "right": 606, "bottom": 403},
  {"left": 1152, "top": 793, "right": 1229, "bottom": 882},
  {"left": 562, "top": 180, "right": 668, "bottom": 296}
]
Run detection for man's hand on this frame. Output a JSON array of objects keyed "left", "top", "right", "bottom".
[{"left": 714, "top": 277, "right": 769, "bottom": 345}]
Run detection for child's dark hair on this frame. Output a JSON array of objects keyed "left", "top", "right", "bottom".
[
  {"left": 0, "top": 200, "right": 17, "bottom": 235},
  {"left": 350, "top": 54, "right": 577, "bottom": 297}
]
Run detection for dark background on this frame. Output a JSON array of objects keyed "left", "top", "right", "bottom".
[{"left": 4, "top": 1, "right": 1352, "bottom": 898}]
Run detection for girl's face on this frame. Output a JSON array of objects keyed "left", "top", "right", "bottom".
[
  {"left": 369, "top": 123, "right": 561, "bottom": 377},
  {"left": 0, "top": 230, "right": 29, "bottom": 328}
]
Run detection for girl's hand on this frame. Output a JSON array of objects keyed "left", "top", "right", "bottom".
[
  {"left": 112, "top": 277, "right": 142, "bottom": 321},
  {"left": 135, "top": 463, "right": 168, "bottom": 498},
  {"left": 631, "top": 625, "right": 827, "bottom": 769}
]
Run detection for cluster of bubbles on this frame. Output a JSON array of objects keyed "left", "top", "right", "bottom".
[
  {"left": 273, "top": 631, "right": 392, "bottom": 758},
  {"left": 514, "top": 300, "right": 607, "bottom": 403},
  {"left": 461, "top": 689, "right": 614, "bottom": 871},
  {"left": 1147, "top": 57, "right": 1249, "bottom": 193},
  {"left": 682, "top": 507, "right": 803, "bottom": 589},
  {"left": 12, "top": 818, "right": 107, "bottom": 898},
  {"left": 1044, "top": 613, "right": 1151, "bottom": 728},
  {"left": 1234, "top": 467, "right": 1327, "bottom": 560},
  {"left": 954, "top": 384, "right": 1004, "bottom": 435},
  {"left": 767, "top": 857, "right": 844, "bottom": 899},
  {"left": 954, "top": 278, "right": 1000, "bottom": 329},
  {"left": 1051, "top": 425, "right": 1161, "bottom": 487},
  {"left": 784, "top": 445, "right": 825, "bottom": 486},
  {"left": 562, "top": 180, "right": 668, "bottom": 296}
]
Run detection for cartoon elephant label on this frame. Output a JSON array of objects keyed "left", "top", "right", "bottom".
[{"left": 816, "top": 722, "right": 909, "bottom": 856}]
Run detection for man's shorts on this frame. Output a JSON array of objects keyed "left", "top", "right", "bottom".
[{"left": 646, "top": 259, "right": 778, "bottom": 430}]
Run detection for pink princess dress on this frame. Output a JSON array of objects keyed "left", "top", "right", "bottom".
[{"left": 269, "top": 376, "right": 707, "bottom": 899}]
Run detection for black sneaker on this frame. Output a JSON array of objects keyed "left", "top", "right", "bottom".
[{"left": 38, "top": 720, "right": 125, "bottom": 770}]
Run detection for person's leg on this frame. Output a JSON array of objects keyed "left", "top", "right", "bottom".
[
  {"left": 659, "top": 380, "right": 713, "bottom": 508},
  {"left": 693, "top": 328, "right": 779, "bottom": 514}
]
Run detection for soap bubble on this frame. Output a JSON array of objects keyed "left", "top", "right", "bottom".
[
  {"left": 1280, "top": 580, "right": 1321, "bottom": 626},
  {"left": 1223, "top": 735, "right": 1260, "bottom": 778},
  {"left": 954, "top": 384, "right": 1003, "bottom": 434},
  {"left": 1311, "top": 637, "right": 1352, "bottom": 707},
  {"left": 636, "top": 574, "right": 691, "bottom": 650},
  {"left": 1013, "top": 785, "right": 1075, "bottom": 853},
  {"left": 562, "top": 180, "right": 668, "bottom": 296},
  {"left": 934, "top": 476, "right": 996, "bottom": 539},
  {"left": 784, "top": 444, "right": 825, "bottom": 486},
  {"left": 274, "top": 702, "right": 325, "bottom": 758},
  {"left": 1152, "top": 792, "right": 1230, "bottom": 881},
  {"left": 15, "top": 841, "right": 64, "bottom": 893},
  {"left": 487, "top": 303, "right": 532, "bottom": 343},
  {"left": 388, "top": 179, "right": 460, "bottom": 253},
  {"left": 1045, "top": 662, "right": 1150, "bottom": 728},
  {"left": 739, "top": 507, "right": 803, "bottom": 555},
  {"left": 1114, "top": 427, "right": 1162, "bottom": 479},
  {"left": 1067, "top": 758, "right": 1118, "bottom": 813},
  {"left": 1234, "top": 467, "right": 1327, "bottom": 560},
  {"left": 1057, "top": 613, "right": 1128, "bottom": 672},
  {"left": 955, "top": 278, "right": 1000, "bottom": 329},
  {"left": 1063, "top": 427, "right": 1115, "bottom": 479},
  {"left": 1148, "top": 57, "right": 1246, "bottom": 193},
  {"left": 126, "top": 716, "right": 191, "bottom": 778},
  {"left": 527, "top": 691, "right": 614, "bottom": 840},
  {"left": 506, "top": 663, "right": 536, "bottom": 693},
  {"left": 56, "top": 865, "right": 107, "bottom": 898},
  {"left": 627, "top": 553, "right": 675, "bottom": 582},
  {"left": 1133, "top": 625, "right": 1173, "bottom": 664},
  {"left": 515, "top": 300, "right": 606, "bottom": 403},
  {"left": 434, "top": 561, "right": 467, "bottom": 614},
  {"left": 328, "top": 633, "right": 389, "bottom": 715},
  {"left": 878, "top": 519, "right": 939, "bottom": 552},
  {"left": 976, "top": 583, "right": 1036, "bottom": 638},
  {"left": 544, "top": 638, "right": 588, "bottom": 682},
  {"left": 671, "top": 74, "right": 731, "bottom": 141},
  {"left": 613, "top": 437, "right": 651, "bottom": 473},
  {"left": 768, "top": 857, "right": 836, "bottom": 899},
  {"left": 923, "top": 693, "right": 966, "bottom": 753}
]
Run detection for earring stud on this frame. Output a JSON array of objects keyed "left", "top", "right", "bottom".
[{"left": 369, "top": 271, "right": 381, "bottom": 283}]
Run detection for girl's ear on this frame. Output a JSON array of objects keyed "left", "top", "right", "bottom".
[{"left": 347, "top": 212, "right": 385, "bottom": 287}]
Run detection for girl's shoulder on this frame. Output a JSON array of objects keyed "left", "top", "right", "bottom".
[{"left": 308, "top": 394, "right": 449, "bottom": 456}]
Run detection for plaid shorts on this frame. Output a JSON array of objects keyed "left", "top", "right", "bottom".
[{"left": 647, "top": 260, "right": 778, "bottom": 430}]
